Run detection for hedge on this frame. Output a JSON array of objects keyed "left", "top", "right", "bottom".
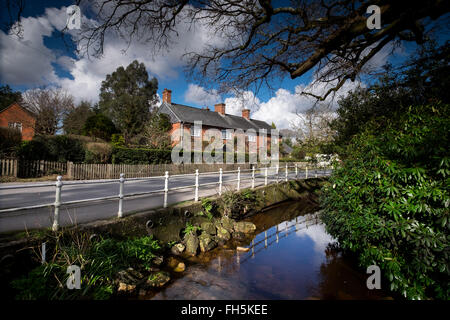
[
  {"left": 17, "top": 135, "right": 85, "bottom": 162},
  {"left": 111, "top": 147, "right": 255, "bottom": 164}
]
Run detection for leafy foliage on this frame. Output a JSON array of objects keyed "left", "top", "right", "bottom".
[
  {"left": 82, "top": 113, "right": 117, "bottom": 141},
  {"left": 320, "top": 103, "right": 450, "bottom": 300},
  {"left": 331, "top": 42, "right": 450, "bottom": 153},
  {"left": 99, "top": 60, "right": 158, "bottom": 144},
  {"left": 111, "top": 146, "right": 172, "bottom": 164},
  {"left": 183, "top": 223, "right": 201, "bottom": 236},
  {"left": 0, "top": 127, "right": 22, "bottom": 157},
  {"left": 0, "top": 85, "right": 22, "bottom": 111},
  {"left": 201, "top": 198, "right": 218, "bottom": 219},
  {"left": 63, "top": 101, "right": 95, "bottom": 135},
  {"left": 17, "top": 135, "right": 85, "bottom": 162},
  {"left": 11, "top": 235, "right": 161, "bottom": 300},
  {"left": 220, "top": 189, "right": 260, "bottom": 219}
]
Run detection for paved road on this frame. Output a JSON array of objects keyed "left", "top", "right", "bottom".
[{"left": 0, "top": 168, "right": 331, "bottom": 233}]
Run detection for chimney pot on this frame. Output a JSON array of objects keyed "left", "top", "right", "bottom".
[{"left": 162, "top": 88, "right": 172, "bottom": 104}]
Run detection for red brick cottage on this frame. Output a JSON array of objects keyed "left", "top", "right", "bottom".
[
  {"left": 0, "top": 102, "right": 36, "bottom": 141},
  {"left": 157, "top": 88, "right": 281, "bottom": 151}
]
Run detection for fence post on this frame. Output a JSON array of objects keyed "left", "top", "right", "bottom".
[
  {"left": 306, "top": 166, "right": 308, "bottom": 179},
  {"left": 66, "top": 161, "right": 73, "bottom": 179},
  {"left": 13, "top": 159, "right": 18, "bottom": 177},
  {"left": 251, "top": 166, "right": 255, "bottom": 189},
  {"left": 295, "top": 163, "right": 298, "bottom": 179},
  {"left": 52, "top": 176, "right": 63, "bottom": 231},
  {"left": 315, "top": 164, "right": 317, "bottom": 178},
  {"left": 276, "top": 164, "right": 279, "bottom": 183},
  {"left": 118, "top": 173, "right": 125, "bottom": 218},
  {"left": 265, "top": 167, "right": 268, "bottom": 185},
  {"left": 237, "top": 167, "right": 241, "bottom": 191},
  {"left": 219, "top": 168, "right": 223, "bottom": 196},
  {"left": 285, "top": 163, "right": 288, "bottom": 182},
  {"left": 194, "top": 169, "right": 199, "bottom": 201},
  {"left": 163, "top": 171, "right": 169, "bottom": 208}
]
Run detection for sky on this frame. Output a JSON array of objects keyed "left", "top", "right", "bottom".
[{"left": 0, "top": 1, "right": 445, "bottom": 130}]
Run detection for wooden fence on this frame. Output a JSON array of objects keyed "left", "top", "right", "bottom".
[
  {"left": 1, "top": 159, "right": 311, "bottom": 180},
  {"left": 0, "top": 159, "right": 67, "bottom": 178},
  {"left": 67, "top": 163, "right": 254, "bottom": 180}
]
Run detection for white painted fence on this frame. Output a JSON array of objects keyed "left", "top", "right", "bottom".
[{"left": 0, "top": 164, "right": 331, "bottom": 231}]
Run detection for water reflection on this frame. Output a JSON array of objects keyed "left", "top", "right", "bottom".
[{"left": 147, "top": 201, "right": 391, "bottom": 300}]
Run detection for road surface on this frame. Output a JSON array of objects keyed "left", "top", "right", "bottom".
[{"left": 0, "top": 168, "right": 331, "bottom": 233}]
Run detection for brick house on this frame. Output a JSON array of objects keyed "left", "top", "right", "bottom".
[
  {"left": 0, "top": 102, "right": 36, "bottom": 141},
  {"left": 157, "top": 88, "right": 281, "bottom": 151}
]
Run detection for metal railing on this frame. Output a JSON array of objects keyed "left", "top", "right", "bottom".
[
  {"left": 237, "top": 212, "right": 321, "bottom": 265},
  {"left": 0, "top": 163, "right": 331, "bottom": 231}
]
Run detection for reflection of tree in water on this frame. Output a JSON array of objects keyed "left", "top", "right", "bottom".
[{"left": 312, "top": 243, "right": 387, "bottom": 300}]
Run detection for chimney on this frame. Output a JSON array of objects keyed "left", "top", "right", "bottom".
[
  {"left": 162, "top": 88, "right": 172, "bottom": 104},
  {"left": 242, "top": 109, "right": 250, "bottom": 120},
  {"left": 214, "top": 103, "right": 226, "bottom": 115}
]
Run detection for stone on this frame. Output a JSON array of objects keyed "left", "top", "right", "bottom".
[
  {"left": 184, "top": 233, "right": 199, "bottom": 256},
  {"left": 118, "top": 282, "right": 136, "bottom": 293},
  {"left": 201, "top": 222, "right": 216, "bottom": 235},
  {"left": 216, "top": 225, "right": 231, "bottom": 241},
  {"left": 115, "top": 267, "right": 143, "bottom": 293},
  {"left": 145, "top": 271, "right": 171, "bottom": 288},
  {"left": 151, "top": 255, "right": 164, "bottom": 266},
  {"left": 171, "top": 243, "right": 185, "bottom": 255},
  {"left": 220, "top": 216, "right": 235, "bottom": 233},
  {"left": 139, "top": 289, "right": 147, "bottom": 296},
  {"left": 234, "top": 221, "right": 256, "bottom": 234},
  {"left": 173, "top": 262, "right": 186, "bottom": 272},
  {"left": 199, "top": 232, "right": 217, "bottom": 252},
  {"left": 236, "top": 246, "right": 250, "bottom": 252},
  {"left": 166, "top": 257, "right": 186, "bottom": 273},
  {"left": 232, "top": 231, "right": 246, "bottom": 240}
]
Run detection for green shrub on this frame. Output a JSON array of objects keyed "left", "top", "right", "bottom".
[
  {"left": 0, "top": 127, "right": 23, "bottom": 157},
  {"left": 17, "top": 135, "right": 85, "bottom": 162},
  {"left": 10, "top": 235, "right": 161, "bottom": 300},
  {"left": 85, "top": 142, "right": 112, "bottom": 163},
  {"left": 220, "top": 189, "right": 260, "bottom": 219},
  {"left": 320, "top": 103, "right": 450, "bottom": 300},
  {"left": 111, "top": 134, "right": 125, "bottom": 147},
  {"left": 82, "top": 113, "right": 117, "bottom": 141},
  {"left": 111, "top": 147, "right": 172, "bottom": 164}
]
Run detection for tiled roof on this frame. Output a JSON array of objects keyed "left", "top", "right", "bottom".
[{"left": 158, "top": 102, "right": 274, "bottom": 132}]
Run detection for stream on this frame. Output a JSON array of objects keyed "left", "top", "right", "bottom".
[{"left": 144, "top": 201, "right": 392, "bottom": 300}]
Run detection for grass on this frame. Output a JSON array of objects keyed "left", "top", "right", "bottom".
[{"left": 9, "top": 231, "right": 162, "bottom": 300}]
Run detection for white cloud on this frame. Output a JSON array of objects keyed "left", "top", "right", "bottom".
[
  {"left": 220, "top": 78, "right": 363, "bottom": 129},
  {"left": 184, "top": 84, "right": 220, "bottom": 106},
  {"left": 0, "top": 5, "right": 227, "bottom": 103},
  {"left": 0, "top": 13, "right": 58, "bottom": 86}
]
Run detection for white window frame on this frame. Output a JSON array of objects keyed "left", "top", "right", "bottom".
[
  {"left": 221, "top": 129, "right": 232, "bottom": 140},
  {"left": 191, "top": 126, "right": 201, "bottom": 137},
  {"left": 247, "top": 133, "right": 256, "bottom": 142}
]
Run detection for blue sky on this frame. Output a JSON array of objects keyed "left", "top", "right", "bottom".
[{"left": 0, "top": 1, "right": 447, "bottom": 129}]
